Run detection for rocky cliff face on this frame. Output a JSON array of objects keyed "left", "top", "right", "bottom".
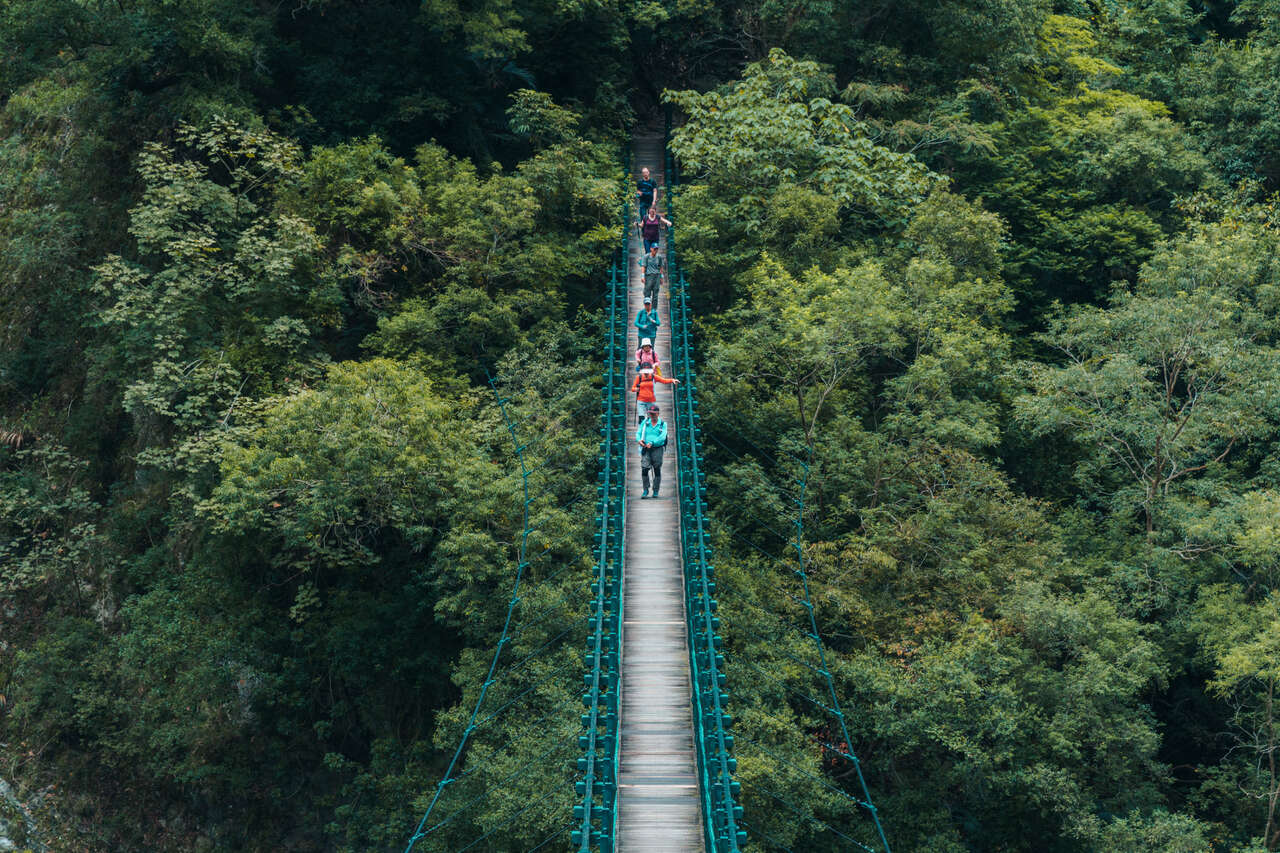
[{"left": 0, "top": 779, "right": 43, "bottom": 853}]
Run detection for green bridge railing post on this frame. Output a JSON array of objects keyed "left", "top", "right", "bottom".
[
  {"left": 572, "top": 150, "right": 630, "bottom": 852},
  {"left": 666, "top": 108, "right": 891, "bottom": 853},
  {"left": 664, "top": 126, "right": 747, "bottom": 852}
]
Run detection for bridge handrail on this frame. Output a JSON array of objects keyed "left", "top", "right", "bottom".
[
  {"left": 664, "top": 107, "right": 891, "bottom": 853},
  {"left": 664, "top": 122, "right": 746, "bottom": 853},
  {"left": 571, "top": 151, "right": 630, "bottom": 852}
]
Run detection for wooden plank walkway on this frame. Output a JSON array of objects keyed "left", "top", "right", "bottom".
[{"left": 616, "top": 133, "right": 705, "bottom": 853}]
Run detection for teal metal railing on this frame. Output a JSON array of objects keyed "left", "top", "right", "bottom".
[
  {"left": 664, "top": 126, "right": 746, "bottom": 853},
  {"left": 405, "top": 119, "right": 892, "bottom": 852},
  {"left": 664, "top": 107, "right": 892, "bottom": 852},
  {"left": 571, "top": 157, "right": 630, "bottom": 853}
]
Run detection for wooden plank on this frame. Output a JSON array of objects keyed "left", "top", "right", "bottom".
[{"left": 616, "top": 134, "right": 705, "bottom": 853}]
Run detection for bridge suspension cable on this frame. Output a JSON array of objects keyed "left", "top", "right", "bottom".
[
  {"left": 664, "top": 130, "right": 746, "bottom": 853},
  {"left": 402, "top": 371, "right": 597, "bottom": 852},
  {"left": 571, "top": 159, "right": 630, "bottom": 852},
  {"left": 400, "top": 120, "right": 893, "bottom": 851},
  {"left": 663, "top": 112, "right": 892, "bottom": 853}
]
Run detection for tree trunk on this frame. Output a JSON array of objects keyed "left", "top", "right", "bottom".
[{"left": 1266, "top": 678, "right": 1277, "bottom": 850}]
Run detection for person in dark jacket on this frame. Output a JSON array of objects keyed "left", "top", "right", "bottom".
[
  {"left": 638, "top": 206, "right": 672, "bottom": 253},
  {"left": 636, "top": 167, "right": 659, "bottom": 220}
]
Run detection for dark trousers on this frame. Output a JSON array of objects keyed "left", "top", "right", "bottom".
[
  {"left": 640, "top": 445, "right": 664, "bottom": 494},
  {"left": 644, "top": 274, "right": 662, "bottom": 302}
]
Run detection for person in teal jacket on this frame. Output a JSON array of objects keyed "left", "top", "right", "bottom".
[
  {"left": 635, "top": 297, "right": 659, "bottom": 342},
  {"left": 636, "top": 403, "right": 668, "bottom": 498}
]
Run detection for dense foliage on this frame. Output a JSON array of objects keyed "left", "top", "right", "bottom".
[{"left": 3, "top": 1, "right": 1280, "bottom": 851}]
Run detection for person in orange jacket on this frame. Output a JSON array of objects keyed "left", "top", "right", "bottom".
[{"left": 631, "top": 366, "right": 678, "bottom": 424}]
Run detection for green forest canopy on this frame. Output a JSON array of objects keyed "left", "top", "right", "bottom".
[{"left": 3, "top": 0, "right": 1280, "bottom": 850}]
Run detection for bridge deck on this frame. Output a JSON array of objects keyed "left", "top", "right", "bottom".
[{"left": 616, "top": 132, "right": 704, "bottom": 853}]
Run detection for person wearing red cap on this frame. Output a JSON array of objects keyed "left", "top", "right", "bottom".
[{"left": 636, "top": 403, "right": 668, "bottom": 498}]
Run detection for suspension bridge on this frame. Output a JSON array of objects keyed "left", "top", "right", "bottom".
[
  {"left": 616, "top": 133, "right": 703, "bottom": 851},
  {"left": 401, "top": 128, "right": 892, "bottom": 852}
]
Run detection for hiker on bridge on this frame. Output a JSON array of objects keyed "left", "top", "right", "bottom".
[
  {"left": 639, "top": 206, "right": 672, "bottom": 254},
  {"left": 636, "top": 337, "right": 659, "bottom": 369},
  {"left": 636, "top": 403, "right": 668, "bottom": 499},
  {"left": 632, "top": 366, "right": 678, "bottom": 425},
  {"left": 635, "top": 296, "right": 660, "bottom": 343},
  {"left": 639, "top": 243, "right": 666, "bottom": 302},
  {"left": 636, "top": 167, "right": 659, "bottom": 220}
]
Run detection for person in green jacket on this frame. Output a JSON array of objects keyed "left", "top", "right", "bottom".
[
  {"left": 635, "top": 296, "right": 659, "bottom": 342},
  {"left": 636, "top": 403, "right": 668, "bottom": 498},
  {"left": 639, "top": 243, "right": 666, "bottom": 302}
]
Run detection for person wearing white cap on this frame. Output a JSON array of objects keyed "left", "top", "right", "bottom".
[
  {"left": 636, "top": 337, "right": 658, "bottom": 369},
  {"left": 635, "top": 297, "right": 659, "bottom": 342}
]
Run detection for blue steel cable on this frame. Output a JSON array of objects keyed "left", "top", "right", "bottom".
[
  {"left": 708, "top": 462, "right": 892, "bottom": 848},
  {"left": 740, "top": 821, "right": 799, "bottom": 853},
  {"left": 433, "top": 697, "right": 579, "bottom": 796},
  {"left": 474, "top": 659, "right": 578, "bottom": 730},
  {"left": 751, "top": 784, "right": 877, "bottom": 853},
  {"left": 665, "top": 140, "right": 745, "bottom": 851},
  {"left": 700, "top": 428, "right": 804, "bottom": 503},
  {"left": 790, "top": 455, "right": 892, "bottom": 851},
  {"left": 455, "top": 785, "right": 564, "bottom": 853},
  {"left": 664, "top": 112, "right": 892, "bottom": 853},
  {"left": 502, "top": 603, "right": 585, "bottom": 649},
  {"left": 403, "top": 375, "right": 549, "bottom": 853},
  {"left": 415, "top": 738, "right": 571, "bottom": 839},
  {"left": 500, "top": 620, "right": 585, "bottom": 674},
  {"left": 736, "top": 733, "right": 874, "bottom": 807},
  {"left": 527, "top": 824, "right": 572, "bottom": 852},
  {"left": 735, "top": 658, "right": 841, "bottom": 717}
]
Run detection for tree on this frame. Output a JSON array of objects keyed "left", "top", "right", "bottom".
[
  {"left": 1174, "top": 0, "right": 1280, "bottom": 189},
  {"left": 1197, "top": 585, "right": 1280, "bottom": 850},
  {"left": 958, "top": 14, "right": 1212, "bottom": 308},
  {"left": 704, "top": 256, "right": 903, "bottom": 446},
  {"left": 93, "top": 119, "right": 333, "bottom": 463},
  {"left": 1015, "top": 220, "right": 1280, "bottom": 535},
  {"left": 882, "top": 189, "right": 1012, "bottom": 451},
  {"left": 664, "top": 48, "right": 941, "bottom": 301},
  {"left": 667, "top": 49, "right": 938, "bottom": 224},
  {"left": 0, "top": 444, "right": 106, "bottom": 613}
]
